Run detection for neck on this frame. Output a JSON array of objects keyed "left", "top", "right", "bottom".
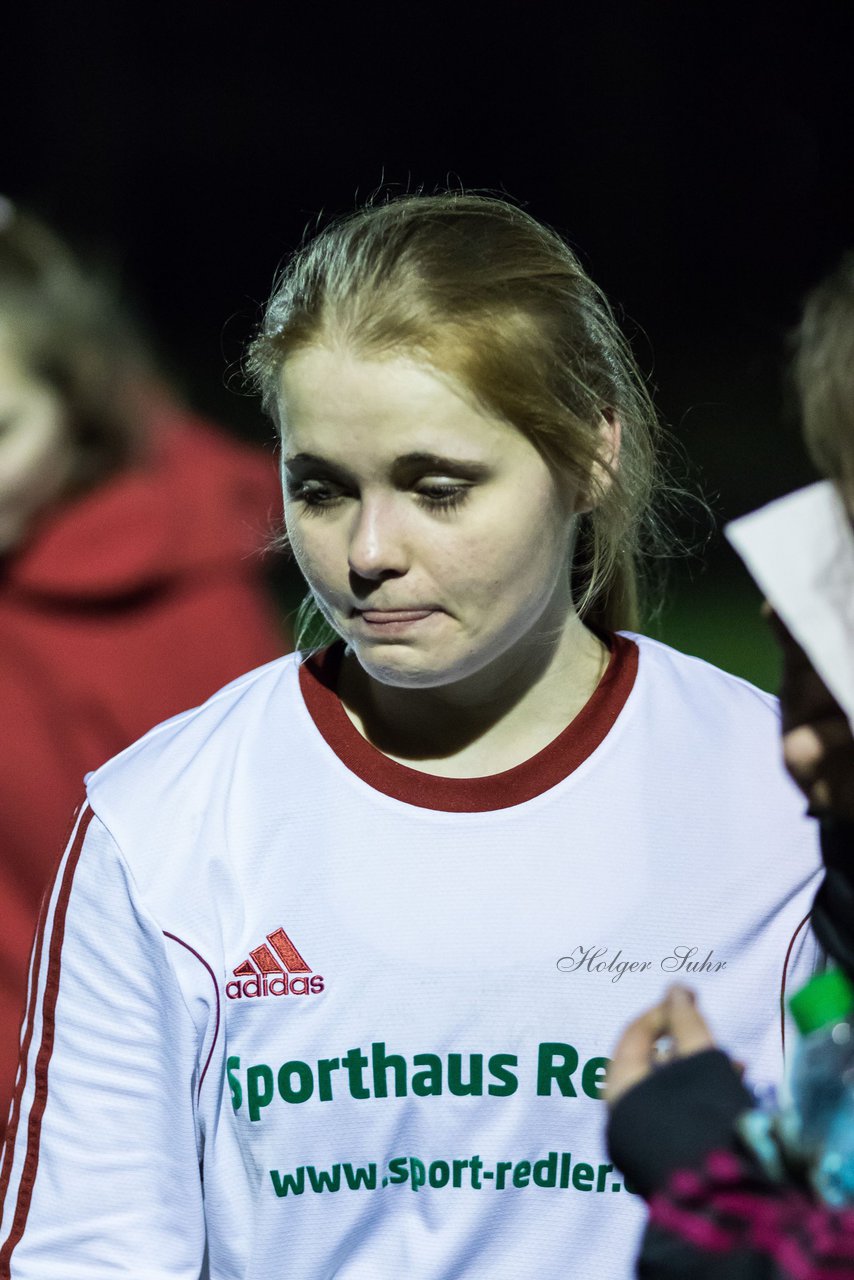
[{"left": 336, "top": 608, "right": 610, "bottom": 775}]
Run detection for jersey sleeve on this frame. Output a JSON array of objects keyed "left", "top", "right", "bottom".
[{"left": 0, "top": 804, "right": 206, "bottom": 1279}]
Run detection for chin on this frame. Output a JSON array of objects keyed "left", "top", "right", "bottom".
[
  {"left": 352, "top": 646, "right": 461, "bottom": 690},
  {"left": 354, "top": 639, "right": 495, "bottom": 692}
]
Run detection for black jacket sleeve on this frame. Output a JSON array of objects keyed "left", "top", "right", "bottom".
[
  {"left": 606, "top": 1049, "right": 754, "bottom": 1200},
  {"left": 606, "top": 1052, "right": 853, "bottom": 1280}
]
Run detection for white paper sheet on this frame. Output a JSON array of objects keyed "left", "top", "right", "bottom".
[{"left": 725, "top": 481, "right": 854, "bottom": 732}]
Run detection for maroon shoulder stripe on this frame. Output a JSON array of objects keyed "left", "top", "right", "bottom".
[
  {"left": 0, "top": 800, "right": 89, "bottom": 1202},
  {"left": 162, "top": 932, "right": 221, "bottom": 1097},
  {"left": 0, "top": 804, "right": 95, "bottom": 1275},
  {"left": 780, "top": 909, "right": 812, "bottom": 1060},
  {"left": 0, "top": 887, "right": 51, "bottom": 1209}
]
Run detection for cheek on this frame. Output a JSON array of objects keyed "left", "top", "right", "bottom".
[
  {"left": 460, "top": 497, "right": 568, "bottom": 590},
  {"left": 283, "top": 509, "right": 344, "bottom": 596},
  {"left": 281, "top": 508, "right": 312, "bottom": 579},
  {"left": 281, "top": 502, "right": 301, "bottom": 553}
]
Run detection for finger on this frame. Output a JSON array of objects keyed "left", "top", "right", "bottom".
[
  {"left": 783, "top": 720, "right": 854, "bottom": 781},
  {"left": 783, "top": 724, "right": 829, "bottom": 781},
  {"left": 605, "top": 1004, "right": 669, "bottom": 1108},
  {"left": 783, "top": 724, "right": 854, "bottom": 820},
  {"left": 610, "top": 1004, "right": 670, "bottom": 1066},
  {"left": 663, "top": 985, "right": 716, "bottom": 1056}
]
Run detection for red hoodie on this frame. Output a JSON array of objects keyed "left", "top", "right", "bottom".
[{"left": 0, "top": 406, "right": 289, "bottom": 1128}]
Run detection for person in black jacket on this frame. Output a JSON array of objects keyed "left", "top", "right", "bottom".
[{"left": 605, "top": 253, "right": 854, "bottom": 1279}]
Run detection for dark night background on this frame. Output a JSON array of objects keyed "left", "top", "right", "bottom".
[{"left": 7, "top": 1, "right": 854, "bottom": 687}]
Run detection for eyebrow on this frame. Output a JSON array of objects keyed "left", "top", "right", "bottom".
[{"left": 283, "top": 451, "right": 490, "bottom": 481}]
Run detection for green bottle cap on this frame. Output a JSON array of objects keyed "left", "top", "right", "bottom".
[{"left": 789, "top": 968, "right": 854, "bottom": 1035}]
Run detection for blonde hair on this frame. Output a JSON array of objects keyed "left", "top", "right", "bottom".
[
  {"left": 248, "top": 192, "right": 674, "bottom": 639},
  {"left": 793, "top": 251, "right": 854, "bottom": 483},
  {"left": 0, "top": 203, "right": 152, "bottom": 491}
]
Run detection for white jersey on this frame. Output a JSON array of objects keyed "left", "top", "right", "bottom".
[{"left": 0, "top": 633, "right": 821, "bottom": 1279}]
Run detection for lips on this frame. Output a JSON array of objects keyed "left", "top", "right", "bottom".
[{"left": 358, "top": 609, "right": 435, "bottom": 623}]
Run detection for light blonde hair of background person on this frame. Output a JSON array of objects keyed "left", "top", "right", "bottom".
[
  {"left": 793, "top": 251, "right": 854, "bottom": 491},
  {"left": 0, "top": 197, "right": 153, "bottom": 496}
]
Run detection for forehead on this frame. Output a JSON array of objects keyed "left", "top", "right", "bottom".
[{"left": 277, "top": 346, "right": 528, "bottom": 464}]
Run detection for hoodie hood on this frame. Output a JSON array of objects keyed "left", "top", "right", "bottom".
[{"left": 5, "top": 408, "right": 284, "bottom": 602}]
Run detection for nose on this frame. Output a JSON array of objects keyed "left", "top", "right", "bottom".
[{"left": 347, "top": 493, "right": 409, "bottom": 582}]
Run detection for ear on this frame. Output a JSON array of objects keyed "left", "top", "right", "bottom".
[{"left": 577, "top": 411, "right": 621, "bottom": 514}]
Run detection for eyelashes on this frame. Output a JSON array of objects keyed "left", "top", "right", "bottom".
[
  {"left": 287, "top": 482, "right": 471, "bottom": 516},
  {"left": 415, "top": 485, "right": 470, "bottom": 514}
]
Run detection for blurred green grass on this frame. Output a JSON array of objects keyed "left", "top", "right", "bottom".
[{"left": 647, "top": 568, "right": 781, "bottom": 695}]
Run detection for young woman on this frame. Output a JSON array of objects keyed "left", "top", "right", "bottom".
[
  {"left": 0, "top": 201, "right": 287, "bottom": 1137},
  {"left": 0, "top": 194, "right": 821, "bottom": 1279}
]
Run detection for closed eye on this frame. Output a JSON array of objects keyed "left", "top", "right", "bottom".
[
  {"left": 414, "top": 483, "right": 471, "bottom": 513},
  {"left": 286, "top": 480, "right": 346, "bottom": 510},
  {"left": 287, "top": 479, "right": 473, "bottom": 515}
]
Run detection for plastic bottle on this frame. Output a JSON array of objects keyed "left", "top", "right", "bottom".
[{"left": 789, "top": 967, "right": 854, "bottom": 1205}]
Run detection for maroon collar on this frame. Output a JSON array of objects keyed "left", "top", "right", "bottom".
[{"left": 298, "top": 633, "right": 638, "bottom": 812}]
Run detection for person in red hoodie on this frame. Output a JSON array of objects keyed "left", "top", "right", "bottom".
[{"left": 0, "top": 199, "right": 289, "bottom": 1134}]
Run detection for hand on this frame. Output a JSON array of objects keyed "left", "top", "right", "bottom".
[
  {"left": 765, "top": 606, "right": 854, "bottom": 823},
  {"left": 605, "top": 984, "right": 717, "bottom": 1109}
]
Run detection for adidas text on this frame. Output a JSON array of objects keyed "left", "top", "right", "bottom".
[{"left": 226, "top": 973, "right": 325, "bottom": 1000}]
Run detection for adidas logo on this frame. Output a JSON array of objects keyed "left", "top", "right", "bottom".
[{"left": 226, "top": 927, "right": 325, "bottom": 1000}]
